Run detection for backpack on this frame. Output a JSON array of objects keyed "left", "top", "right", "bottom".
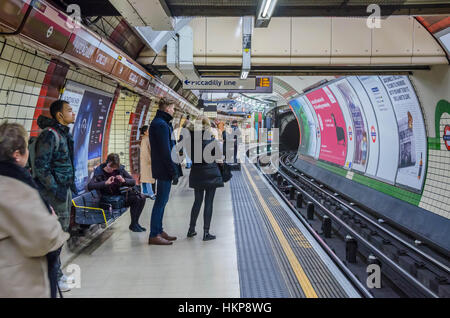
[{"left": 28, "top": 127, "right": 61, "bottom": 179}]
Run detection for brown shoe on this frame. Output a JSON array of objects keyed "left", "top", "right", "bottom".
[
  {"left": 148, "top": 234, "right": 173, "bottom": 245},
  {"left": 161, "top": 231, "right": 177, "bottom": 241}
]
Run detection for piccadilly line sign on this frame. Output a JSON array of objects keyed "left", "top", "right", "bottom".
[{"left": 183, "top": 77, "right": 256, "bottom": 90}]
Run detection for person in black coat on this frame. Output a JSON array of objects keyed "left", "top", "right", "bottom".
[
  {"left": 87, "top": 153, "right": 146, "bottom": 232},
  {"left": 148, "top": 98, "right": 182, "bottom": 245},
  {"left": 186, "top": 116, "right": 224, "bottom": 241}
]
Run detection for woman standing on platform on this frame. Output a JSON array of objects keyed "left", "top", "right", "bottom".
[
  {"left": 0, "top": 122, "right": 69, "bottom": 297},
  {"left": 139, "top": 125, "right": 156, "bottom": 200},
  {"left": 187, "top": 116, "right": 224, "bottom": 241}
]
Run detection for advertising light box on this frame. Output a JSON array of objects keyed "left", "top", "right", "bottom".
[
  {"left": 62, "top": 81, "right": 113, "bottom": 194},
  {"left": 358, "top": 76, "right": 399, "bottom": 184},
  {"left": 334, "top": 79, "right": 369, "bottom": 172},
  {"left": 306, "top": 87, "right": 347, "bottom": 166},
  {"left": 347, "top": 76, "right": 380, "bottom": 178},
  {"left": 380, "top": 75, "right": 427, "bottom": 191},
  {"left": 304, "top": 96, "right": 321, "bottom": 160}
]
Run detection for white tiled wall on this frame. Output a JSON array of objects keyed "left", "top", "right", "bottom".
[
  {"left": 66, "top": 67, "right": 116, "bottom": 95},
  {"left": 108, "top": 91, "right": 140, "bottom": 171},
  {"left": 0, "top": 38, "right": 49, "bottom": 132},
  {"left": 419, "top": 112, "right": 450, "bottom": 219}
]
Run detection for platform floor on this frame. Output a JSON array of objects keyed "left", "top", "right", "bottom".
[
  {"left": 65, "top": 175, "right": 240, "bottom": 298},
  {"left": 65, "top": 163, "right": 359, "bottom": 298}
]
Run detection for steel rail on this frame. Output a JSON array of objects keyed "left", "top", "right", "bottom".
[
  {"left": 280, "top": 154, "right": 450, "bottom": 275},
  {"left": 265, "top": 153, "right": 439, "bottom": 298}
]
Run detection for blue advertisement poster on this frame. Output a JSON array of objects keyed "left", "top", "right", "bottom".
[{"left": 62, "top": 82, "right": 113, "bottom": 194}]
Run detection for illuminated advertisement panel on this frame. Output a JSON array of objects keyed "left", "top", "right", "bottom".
[
  {"left": 380, "top": 76, "right": 427, "bottom": 191},
  {"left": 289, "top": 96, "right": 318, "bottom": 158},
  {"left": 62, "top": 81, "right": 113, "bottom": 194},
  {"left": 306, "top": 87, "right": 347, "bottom": 166},
  {"left": 358, "top": 76, "right": 399, "bottom": 184},
  {"left": 347, "top": 76, "right": 380, "bottom": 177},
  {"left": 328, "top": 80, "right": 355, "bottom": 169}
]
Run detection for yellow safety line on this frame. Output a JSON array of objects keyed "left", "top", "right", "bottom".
[
  {"left": 243, "top": 164, "right": 318, "bottom": 298},
  {"left": 72, "top": 200, "right": 108, "bottom": 226}
]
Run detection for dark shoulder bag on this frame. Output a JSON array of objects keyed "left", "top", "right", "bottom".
[{"left": 219, "top": 163, "right": 232, "bottom": 183}]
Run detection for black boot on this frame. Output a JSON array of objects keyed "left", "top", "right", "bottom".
[
  {"left": 203, "top": 231, "right": 216, "bottom": 241},
  {"left": 129, "top": 224, "right": 143, "bottom": 232},
  {"left": 137, "top": 224, "right": 147, "bottom": 231},
  {"left": 187, "top": 228, "right": 197, "bottom": 237}
]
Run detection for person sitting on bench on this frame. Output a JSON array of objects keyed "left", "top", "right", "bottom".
[{"left": 87, "top": 153, "right": 147, "bottom": 232}]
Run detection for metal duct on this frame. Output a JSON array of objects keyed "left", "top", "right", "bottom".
[{"left": 166, "top": 25, "right": 200, "bottom": 81}]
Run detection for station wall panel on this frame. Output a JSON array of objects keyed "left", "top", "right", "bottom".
[
  {"left": 0, "top": 38, "right": 51, "bottom": 133},
  {"left": 252, "top": 18, "right": 291, "bottom": 57},
  {"left": 372, "top": 16, "right": 414, "bottom": 57},
  {"left": 331, "top": 18, "right": 371, "bottom": 57},
  {"left": 413, "top": 19, "right": 446, "bottom": 57},
  {"left": 108, "top": 91, "right": 140, "bottom": 171},
  {"left": 206, "top": 17, "right": 242, "bottom": 59},
  {"left": 291, "top": 18, "right": 331, "bottom": 57},
  {"left": 190, "top": 17, "right": 206, "bottom": 65},
  {"left": 419, "top": 103, "right": 450, "bottom": 219}
]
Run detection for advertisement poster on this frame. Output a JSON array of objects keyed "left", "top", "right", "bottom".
[
  {"left": 380, "top": 75, "right": 427, "bottom": 191},
  {"left": 303, "top": 96, "right": 321, "bottom": 159},
  {"left": 306, "top": 87, "right": 347, "bottom": 166},
  {"left": 289, "top": 96, "right": 317, "bottom": 158},
  {"left": 329, "top": 79, "right": 358, "bottom": 172},
  {"left": 358, "top": 76, "right": 399, "bottom": 184},
  {"left": 62, "top": 82, "right": 113, "bottom": 194},
  {"left": 347, "top": 76, "right": 380, "bottom": 177}
]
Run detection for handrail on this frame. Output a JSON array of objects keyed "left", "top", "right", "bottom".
[{"left": 71, "top": 200, "right": 108, "bottom": 226}]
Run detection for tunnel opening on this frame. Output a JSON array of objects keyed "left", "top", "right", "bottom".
[{"left": 278, "top": 113, "right": 300, "bottom": 152}]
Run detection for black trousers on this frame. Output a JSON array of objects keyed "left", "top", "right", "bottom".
[
  {"left": 46, "top": 246, "right": 62, "bottom": 298},
  {"left": 189, "top": 188, "right": 216, "bottom": 232},
  {"left": 125, "top": 192, "right": 146, "bottom": 226}
]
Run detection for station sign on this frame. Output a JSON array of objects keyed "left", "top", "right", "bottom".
[
  {"left": 190, "top": 76, "right": 273, "bottom": 93},
  {"left": 444, "top": 125, "right": 450, "bottom": 151},
  {"left": 183, "top": 77, "right": 256, "bottom": 90},
  {"left": 203, "top": 105, "right": 217, "bottom": 118}
]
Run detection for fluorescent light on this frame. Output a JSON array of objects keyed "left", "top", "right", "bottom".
[{"left": 261, "top": 0, "right": 272, "bottom": 18}]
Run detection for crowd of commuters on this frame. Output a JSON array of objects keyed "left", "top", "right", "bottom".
[{"left": 0, "top": 96, "right": 239, "bottom": 297}]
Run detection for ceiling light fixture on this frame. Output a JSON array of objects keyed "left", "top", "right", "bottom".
[{"left": 256, "top": 0, "right": 278, "bottom": 28}]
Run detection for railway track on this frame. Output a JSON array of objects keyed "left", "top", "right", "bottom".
[{"left": 249, "top": 149, "right": 450, "bottom": 298}]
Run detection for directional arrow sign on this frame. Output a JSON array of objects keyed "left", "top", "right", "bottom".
[{"left": 183, "top": 77, "right": 256, "bottom": 90}]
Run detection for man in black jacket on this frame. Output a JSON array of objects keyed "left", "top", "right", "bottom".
[
  {"left": 88, "top": 153, "right": 146, "bottom": 232},
  {"left": 148, "top": 98, "right": 181, "bottom": 245},
  {"left": 33, "top": 99, "right": 76, "bottom": 292}
]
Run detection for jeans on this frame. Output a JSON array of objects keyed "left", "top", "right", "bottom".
[
  {"left": 189, "top": 188, "right": 216, "bottom": 232},
  {"left": 149, "top": 179, "right": 172, "bottom": 237},
  {"left": 141, "top": 182, "right": 155, "bottom": 196},
  {"left": 185, "top": 152, "right": 192, "bottom": 169}
]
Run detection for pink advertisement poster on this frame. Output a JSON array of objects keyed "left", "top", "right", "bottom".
[{"left": 306, "top": 87, "right": 347, "bottom": 166}]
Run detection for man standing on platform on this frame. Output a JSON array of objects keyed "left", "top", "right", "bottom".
[
  {"left": 33, "top": 99, "right": 76, "bottom": 292},
  {"left": 148, "top": 98, "right": 182, "bottom": 245}
]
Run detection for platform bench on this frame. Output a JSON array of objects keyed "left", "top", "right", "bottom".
[{"left": 71, "top": 190, "right": 128, "bottom": 227}]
